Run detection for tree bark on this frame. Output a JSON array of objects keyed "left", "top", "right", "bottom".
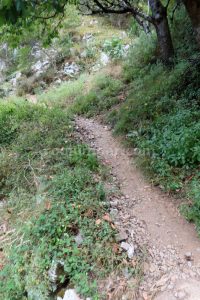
[
  {"left": 149, "top": 0, "right": 174, "bottom": 63},
  {"left": 183, "top": 0, "right": 200, "bottom": 47}
]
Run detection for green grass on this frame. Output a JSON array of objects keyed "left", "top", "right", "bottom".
[
  {"left": 0, "top": 100, "right": 134, "bottom": 300},
  {"left": 72, "top": 74, "right": 123, "bottom": 116},
  {"left": 37, "top": 74, "right": 87, "bottom": 107},
  {"left": 70, "top": 10, "right": 200, "bottom": 235}
]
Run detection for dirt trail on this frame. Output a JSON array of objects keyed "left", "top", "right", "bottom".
[{"left": 76, "top": 117, "right": 200, "bottom": 300}]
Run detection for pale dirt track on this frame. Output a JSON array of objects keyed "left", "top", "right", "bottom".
[{"left": 76, "top": 117, "right": 200, "bottom": 300}]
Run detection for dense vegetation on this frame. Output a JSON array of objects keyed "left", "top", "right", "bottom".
[
  {"left": 0, "top": 100, "right": 132, "bottom": 299},
  {"left": 72, "top": 8, "right": 200, "bottom": 232},
  {"left": 0, "top": 1, "right": 200, "bottom": 299}
]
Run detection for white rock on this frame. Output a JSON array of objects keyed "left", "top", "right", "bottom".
[
  {"left": 31, "top": 60, "right": 50, "bottom": 76},
  {"left": 0, "top": 59, "right": 6, "bottom": 72},
  {"left": 89, "top": 19, "right": 98, "bottom": 26},
  {"left": 63, "top": 289, "right": 81, "bottom": 300},
  {"left": 74, "top": 232, "right": 84, "bottom": 246},
  {"left": 10, "top": 71, "right": 22, "bottom": 86},
  {"left": 121, "top": 242, "right": 135, "bottom": 259},
  {"left": 100, "top": 52, "right": 109, "bottom": 66},
  {"left": 177, "top": 290, "right": 186, "bottom": 299},
  {"left": 63, "top": 62, "right": 79, "bottom": 77},
  {"left": 121, "top": 242, "right": 130, "bottom": 251},
  {"left": 122, "top": 44, "right": 130, "bottom": 57},
  {"left": 48, "top": 260, "right": 66, "bottom": 291},
  {"left": 127, "top": 244, "right": 135, "bottom": 259},
  {"left": 82, "top": 33, "right": 93, "bottom": 43}
]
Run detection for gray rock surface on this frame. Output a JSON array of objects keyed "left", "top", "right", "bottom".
[{"left": 63, "top": 289, "right": 81, "bottom": 300}]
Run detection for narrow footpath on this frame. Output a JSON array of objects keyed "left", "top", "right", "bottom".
[{"left": 76, "top": 117, "right": 200, "bottom": 300}]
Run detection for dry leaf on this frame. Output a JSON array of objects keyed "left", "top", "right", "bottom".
[
  {"left": 102, "top": 214, "right": 112, "bottom": 223},
  {"left": 45, "top": 200, "right": 51, "bottom": 211},
  {"left": 96, "top": 219, "right": 102, "bottom": 225},
  {"left": 112, "top": 243, "right": 119, "bottom": 253},
  {"left": 111, "top": 223, "right": 116, "bottom": 229},
  {"left": 131, "top": 258, "right": 137, "bottom": 267},
  {"left": 142, "top": 292, "right": 148, "bottom": 300},
  {"left": 85, "top": 209, "right": 93, "bottom": 217}
]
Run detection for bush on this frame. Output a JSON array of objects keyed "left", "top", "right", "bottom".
[{"left": 103, "top": 37, "right": 126, "bottom": 59}]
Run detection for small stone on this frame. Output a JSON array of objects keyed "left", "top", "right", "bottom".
[
  {"left": 122, "top": 267, "right": 131, "bottom": 279},
  {"left": 115, "top": 230, "right": 128, "bottom": 242},
  {"left": 121, "top": 242, "right": 130, "bottom": 251},
  {"left": 177, "top": 290, "right": 186, "bottom": 299},
  {"left": 120, "top": 242, "right": 135, "bottom": 259},
  {"left": 110, "top": 208, "right": 118, "bottom": 218},
  {"left": 74, "top": 232, "right": 84, "bottom": 246},
  {"left": 63, "top": 62, "right": 79, "bottom": 77},
  {"left": 48, "top": 260, "right": 65, "bottom": 284},
  {"left": 100, "top": 52, "right": 109, "bottom": 66},
  {"left": 63, "top": 289, "right": 81, "bottom": 300},
  {"left": 127, "top": 244, "right": 135, "bottom": 259},
  {"left": 184, "top": 252, "right": 192, "bottom": 261}
]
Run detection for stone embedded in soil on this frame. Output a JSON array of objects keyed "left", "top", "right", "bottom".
[
  {"left": 176, "top": 290, "right": 187, "bottom": 299},
  {"left": 121, "top": 242, "right": 130, "bottom": 251},
  {"left": 184, "top": 252, "right": 192, "bottom": 261},
  {"left": 110, "top": 208, "right": 118, "bottom": 218},
  {"left": 115, "top": 230, "right": 128, "bottom": 242},
  {"left": 48, "top": 260, "right": 67, "bottom": 291},
  {"left": 127, "top": 244, "right": 135, "bottom": 259},
  {"left": 74, "top": 232, "right": 84, "bottom": 246},
  {"left": 63, "top": 289, "right": 82, "bottom": 300},
  {"left": 120, "top": 242, "right": 135, "bottom": 259}
]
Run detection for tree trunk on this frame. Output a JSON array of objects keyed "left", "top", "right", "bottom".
[
  {"left": 183, "top": 0, "right": 200, "bottom": 47},
  {"left": 149, "top": 0, "right": 174, "bottom": 63}
]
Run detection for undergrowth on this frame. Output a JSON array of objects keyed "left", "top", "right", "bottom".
[
  {"left": 72, "top": 74, "right": 123, "bottom": 116},
  {"left": 72, "top": 9, "right": 200, "bottom": 234},
  {"left": 0, "top": 100, "right": 129, "bottom": 299}
]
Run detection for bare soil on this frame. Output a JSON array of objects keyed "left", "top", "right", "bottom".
[{"left": 76, "top": 117, "right": 200, "bottom": 300}]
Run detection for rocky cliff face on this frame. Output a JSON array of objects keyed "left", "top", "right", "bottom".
[{"left": 0, "top": 16, "right": 130, "bottom": 99}]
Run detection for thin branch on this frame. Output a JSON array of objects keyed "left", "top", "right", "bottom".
[
  {"left": 170, "top": 1, "right": 180, "bottom": 22},
  {"left": 165, "top": 0, "right": 171, "bottom": 9}
]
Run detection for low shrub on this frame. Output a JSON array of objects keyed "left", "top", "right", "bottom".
[{"left": 0, "top": 100, "right": 128, "bottom": 299}]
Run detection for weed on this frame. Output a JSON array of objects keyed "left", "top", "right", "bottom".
[
  {"left": 103, "top": 37, "right": 126, "bottom": 59},
  {"left": 0, "top": 100, "right": 132, "bottom": 299},
  {"left": 72, "top": 75, "right": 123, "bottom": 116}
]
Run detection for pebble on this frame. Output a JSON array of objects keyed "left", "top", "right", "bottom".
[
  {"left": 184, "top": 252, "right": 192, "bottom": 261},
  {"left": 74, "top": 232, "right": 84, "bottom": 246},
  {"left": 121, "top": 241, "right": 130, "bottom": 251},
  {"left": 63, "top": 289, "right": 81, "bottom": 300},
  {"left": 177, "top": 290, "right": 186, "bottom": 299},
  {"left": 115, "top": 230, "right": 128, "bottom": 242},
  {"left": 127, "top": 244, "right": 135, "bottom": 259}
]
